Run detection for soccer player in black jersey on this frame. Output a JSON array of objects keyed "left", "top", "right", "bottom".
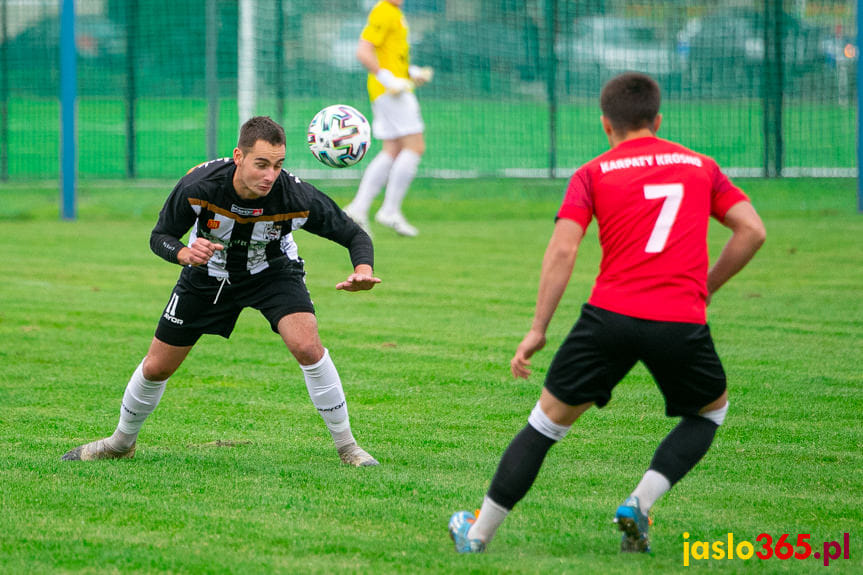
[{"left": 62, "top": 116, "right": 381, "bottom": 467}]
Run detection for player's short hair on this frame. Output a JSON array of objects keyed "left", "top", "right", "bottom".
[
  {"left": 600, "top": 72, "right": 661, "bottom": 134},
  {"left": 237, "top": 116, "right": 286, "bottom": 151}
]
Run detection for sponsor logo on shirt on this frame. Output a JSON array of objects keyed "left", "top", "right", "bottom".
[
  {"left": 231, "top": 204, "right": 264, "bottom": 217},
  {"left": 207, "top": 219, "right": 220, "bottom": 229},
  {"left": 600, "top": 153, "right": 703, "bottom": 174}
]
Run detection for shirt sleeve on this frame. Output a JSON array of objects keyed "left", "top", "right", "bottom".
[
  {"left": 296, "top": 181, "right": 374, "bottom": 269},
  {"left": 361, "top": 4, "right": 390, "bottom": 47},
  {"left": 149, "top": 181, "right": 198, "bottom": 265},
  {"left": 556, "top": 168, "right": 594, "bottom": 232},
  {"left": 709, "top": 160, "right": 750, "bottom": 221}
]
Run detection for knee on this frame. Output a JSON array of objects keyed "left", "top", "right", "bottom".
[
  {"left": 142, "top": 357, "right": 175, "bottom": 382},
  {"left": 528, "top": 402, "right": 571, "bottom": 441},
  {"left": 291, "top": 342, "right": 325, "bottom": 367}
]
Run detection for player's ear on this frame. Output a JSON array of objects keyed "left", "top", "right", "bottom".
[
  {"left": 600, "top": 116, "right": 614, "bottom": 137},
  {"left": 653, "top": 114, "right": 662, "bottom": 134},
  {"left": 232, "top": 147, "right": 244, "bottom": 164}
]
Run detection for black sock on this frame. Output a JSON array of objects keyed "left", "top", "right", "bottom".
[
  {"left": 487, "top": 424, "right": 557, "bottom": 510},
  {"left": 649, "top": 416, "right": 719, "bottom": 486}
]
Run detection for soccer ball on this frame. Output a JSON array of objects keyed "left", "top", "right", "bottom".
[{"left": 307, "top": 104, "right": 371, "bottom": 168}]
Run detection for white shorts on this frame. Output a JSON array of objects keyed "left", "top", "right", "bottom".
[{"left": 371, "top": 92, "right": 425, "bottom": 140}]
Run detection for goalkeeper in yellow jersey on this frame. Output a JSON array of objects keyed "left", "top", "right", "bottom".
[{"left": 343, "top": 0, "right": 432, "bottom": 238}]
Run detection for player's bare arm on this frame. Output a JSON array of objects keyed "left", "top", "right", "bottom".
[
  {"left": 176, "top": 238, "right": 224, "bottom": 267},
  {"left": 336, "top": 264, "right": 381, "bottom": 292},
  {"left": 358, "top": 38, "right": 413, "bottom": 95},
  {"left": 706, "top": 201, "right": 766, "bottom": 302},
  {"left": 511, "top": 219, "right": 585, "bottom": 378},
  {"left": 356, "top": 39, "right": 380, "bottom": 74}
]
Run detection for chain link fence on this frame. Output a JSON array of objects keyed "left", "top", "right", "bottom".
[{"left": 0, "top": 0, "right": 857, "bottom": 179}]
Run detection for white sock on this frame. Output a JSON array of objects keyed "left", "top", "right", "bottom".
[
  {"left": 380, "top": 149, "right": 421, "bottom": 215},
  {"left": 351, "top": 152, "right": 394, "bottom": 215},
  {"left": 113, "top": 360, "right": 168, "bottom": 448},
  {"left": 527, "top": 401, "right": 571, "bottom": 441},
  {"left": 467, "top": 496, "right": 510, "bottom": 544},
  {"left": 701, "top": 401, "right": 729, "bottom": 426},
  {"left": 300, "top": 349, "right": 356, "bottom": 449},
  {"left": 631, "top": 469, "right": 672, "bottom": 514}
]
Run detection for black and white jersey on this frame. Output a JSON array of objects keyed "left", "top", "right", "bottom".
[{"left": 150, "top": 158, "right": 372, "bottom": 280}]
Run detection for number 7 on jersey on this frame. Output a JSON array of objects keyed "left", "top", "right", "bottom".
[{"left": 643, "top": 183, "right": 683, "bottom": 253}]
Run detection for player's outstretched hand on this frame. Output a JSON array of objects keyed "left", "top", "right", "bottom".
[
  {"left": 409, "top": 66, "right": 434, "bottom": 87},
  {"left": 511, "top": 329, "right": 547, "bottom": 379},
  {"left": 178, "top": 238, "right": 224, "bottom": 266},
  {"left": 336, "top": 272, "right": 381, "bottom": 292}
]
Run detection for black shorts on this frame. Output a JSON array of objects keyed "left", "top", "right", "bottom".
[
  {"left": 544, "top": 304, "right": 726, "bottom": 417},
  {"left": 155, "top": 264, "right": 315, "bottom": 347}
]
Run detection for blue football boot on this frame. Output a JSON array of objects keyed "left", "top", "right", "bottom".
[
  {"left": 448, "top": 510, "right": 486, "bottom": 553},
  {"left": 614, "top": 496, "right": 651, "bottom": 553}
]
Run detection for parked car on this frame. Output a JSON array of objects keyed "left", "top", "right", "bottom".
[
  {"left": 675, "top": 7, "right": 836, "bottom": 94},
  {"left": 819, "top": 29, "right": 858, "bottom": 69},
  {"left": 323, "top": 18, "right": 366, "bottom": 73},
  {"left": 1, "top": 14, "right": 126, "bottom": 96},
  {"left": 410, "top": 20, "right": 541, "bottom": 97},
  {"left": 556, "top": 16, "right": 680, "bottom": 93},
  {"left": 1, "top": 14, "right": 125, "bottom": 69}
]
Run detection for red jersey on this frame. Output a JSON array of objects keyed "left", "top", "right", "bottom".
[{"left": 557, "top": 136, "right": 748, "bottom": 324}]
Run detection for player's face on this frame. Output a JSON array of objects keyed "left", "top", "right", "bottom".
[{"left": 232, "top": 141, "right": 286, "bottom": 199}]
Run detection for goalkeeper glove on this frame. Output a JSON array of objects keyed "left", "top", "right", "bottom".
[
  {"left": 409, "top": 65, "right": 434, "bottom": 85},
  {"left": 376, "top": 69, "right": 414, "bottom": 95}
]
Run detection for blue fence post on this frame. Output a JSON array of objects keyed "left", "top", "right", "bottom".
[
  {"left": 545, "top": 0, "right": 558, "bottom": 178},
  {"left": 858, "top": 0, "right": 862, "bottom": 212},
  {"left": 60, "top": 0, "right": 76, "bottom": 220},
  {"left": 125, "top": 0, "right": 137, "bottom": 178},
  {"left": 206, "top": 0, "right": 219, "bottom": 160},
  {"left": 1, "top": 0, "right": 8, "bottom": 181}
]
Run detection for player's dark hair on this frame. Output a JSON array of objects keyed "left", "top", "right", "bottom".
[
  {"left": 600, "top": 72, "right": 661, "bottom": 134},
  {"left": 237, "top": 116, "right": 286, "bottom": 151}
]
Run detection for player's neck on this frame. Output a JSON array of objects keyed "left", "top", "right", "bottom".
[{"left": 610, "top": 129, "right": 657, "bottom": 148}]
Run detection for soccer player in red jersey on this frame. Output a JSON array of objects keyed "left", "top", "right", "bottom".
[{"left": 449, "top": 72, "right": 766, "bottom": 554}]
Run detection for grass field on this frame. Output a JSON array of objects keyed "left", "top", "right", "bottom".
[{"left": 0, "top": 177, "right": 861, "bottom": 574}]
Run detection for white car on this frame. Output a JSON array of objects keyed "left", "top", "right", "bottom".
[{"left": 557, "top": 16, "right": 679, "bottom": 89}]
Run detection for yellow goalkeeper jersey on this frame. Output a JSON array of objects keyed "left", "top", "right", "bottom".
[{"left": 361, "top": 0, "right": 410, "bottom": 101}]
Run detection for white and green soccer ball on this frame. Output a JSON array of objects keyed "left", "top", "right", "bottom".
[{"left": 307, "top": 104, "right": 371, "bottom": 168}]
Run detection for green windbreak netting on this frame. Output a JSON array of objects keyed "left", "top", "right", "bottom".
[{"left": 0, "top": 0, "right": 857, "bottom": 179}]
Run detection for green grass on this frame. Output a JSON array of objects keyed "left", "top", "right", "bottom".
[{"left": 0, "top": 177, "right": 861, "bottom": 573}]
